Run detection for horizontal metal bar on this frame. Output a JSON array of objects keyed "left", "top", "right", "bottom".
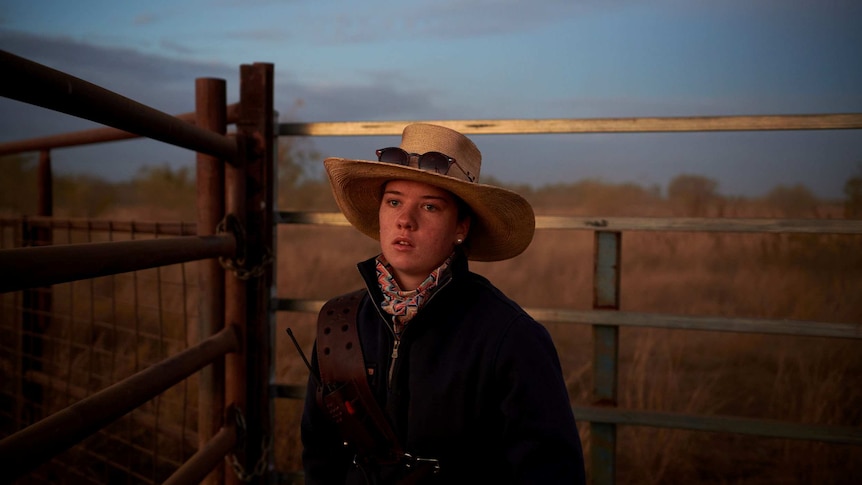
[
  {"left": 273, "top": 298, "right": 861, "bottom": 340},
  {"left": 537, "top": 216, "right": 862, "bottom": 234},
  {"left": 8, "top": 214, "right": 857, "bottom": 238},
  {"left": 162, "top": 422, "right": 237, "bottom": 485},
  {"left": 0, "top": 104, "right": 240, "bottom": 156},
  {"left": 276, "top": 212, "right": 862, "bottom": 235},
  {"left": 278, "top": 113, "right": 862, "bottom": 136},
  {"left": 275, "top": 211, "right": 351, "bottom": 226},
  {"left": 526, "top": 308, "right": 862, "bottom": 340},
  {"left": 0, "top": 325, "right": 239, "bottom": 482},
  {"left": 275, "top": 381, "right": 862, "bottom": 444},
  {"left": 0, "top": 234, "right": 235, "bottom": 293},
  {"left": 0, "top": 51, "right": 237, "bottom": 161},
  {"left": 0, "top": 216, "right": 198, "bottom": 236},
  {"left": 572, "top": 405, "right": 862, "bottom": 446},
  {"left": 25, "top": 370, "right": 197, "bottom": 448},
  {"left": 271, "top": 383, "right": 307, "bottom": 400}
]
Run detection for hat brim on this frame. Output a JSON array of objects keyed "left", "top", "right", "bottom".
[{"left": 324, "top": 157, "right": 535, "bottom": 262}]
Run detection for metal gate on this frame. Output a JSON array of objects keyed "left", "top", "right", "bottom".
[
  {"left": 2, "top": 49, "right": 862, "bottom": 484},
  {"left": 0, "top": 51, "right": 275, "bottom": 485}
]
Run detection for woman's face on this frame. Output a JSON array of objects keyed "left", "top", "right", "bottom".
[{"left": 378, "top": 179, "right": 470, "bottom": 290}]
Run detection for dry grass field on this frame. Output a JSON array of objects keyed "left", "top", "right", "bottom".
[
  {"left": 272, "top": 207, "right": 862, "bottom": 484},
  {"left": 2, "top": 164, "right": 860, "bottom": 483}
]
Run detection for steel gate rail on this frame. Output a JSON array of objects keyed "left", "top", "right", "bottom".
[
  {"left": 0, "top": 51, "right": 276, "bottom": 485},
  {"left": 3, "top": 47, "right": 862, "bottom": 483},
  {"left": 272, "top": 116, "right": 862, "bottom": 484}
]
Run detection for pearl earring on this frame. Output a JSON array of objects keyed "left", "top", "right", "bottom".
[{"left": 456, "top": 238, "right": 464, "bottom": 245}]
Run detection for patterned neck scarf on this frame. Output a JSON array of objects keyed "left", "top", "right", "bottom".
[{"left": 376, "top": 253, "right": 454, "bottom": 336}]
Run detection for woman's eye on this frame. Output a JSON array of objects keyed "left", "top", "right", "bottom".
[
  {"left": 423, "top": 204, "right": 437, "bottom": 212},
  {"left": 386, "top": 199, "right": 400, "bottom": 207}
]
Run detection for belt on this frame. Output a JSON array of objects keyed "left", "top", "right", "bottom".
[{"left": 354, "top": 452, "right": 441, "bottom": 484}]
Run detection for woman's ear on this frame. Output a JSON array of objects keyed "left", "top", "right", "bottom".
[{"left": 456, "top": 215, "right": 471, "bottom": 243}]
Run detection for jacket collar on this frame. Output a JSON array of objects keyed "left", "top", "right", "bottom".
[{"left": 357, "top": 246, "right": 470, "bottom": 300}]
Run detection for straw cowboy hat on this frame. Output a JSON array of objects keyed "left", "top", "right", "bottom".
[{"left": 324, "top": 123, "right": 535, "bottom": 262}]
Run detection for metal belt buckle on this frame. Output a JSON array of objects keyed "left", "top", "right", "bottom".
[{"left": 401, "top": 452, "right": 441, "bottom": 474}]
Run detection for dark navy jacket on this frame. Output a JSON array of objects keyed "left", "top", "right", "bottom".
[{"left": 301, "top": 251, "right": 585, "bottom": 484}]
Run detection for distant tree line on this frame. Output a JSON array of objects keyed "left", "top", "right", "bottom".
[
  {"left": 2, "top": 145, "right": 861, "bottom": 220},
  {"left": 0, "top": 154, "right": 196, "bottom": 219}
]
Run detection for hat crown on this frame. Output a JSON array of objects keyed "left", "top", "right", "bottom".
[{"left": 399, "top": 124, "right": 481, "bottom": 182}]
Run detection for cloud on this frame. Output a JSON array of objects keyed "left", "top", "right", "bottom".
[
  {"left": 159, "top": 39, "right": 199, "bottom": 56},
  {"left": 280, "top": 82, "right": 439, "bottom": 122},
  {"left": 134, "top": 13, "right": 158, "bottom": 26},
  {"left": 1, "top": 29, "right": 236, "bottom": 111},
  {"left": 0, "top": 29, "right": 242, "bottom": 181},
  {"left": 0, "top": 29, "right": 440, "bottom": 179},
  {"left": 225, "top": 27, "right": 294, "bottom": 43},
  {"left": 211, "top": 0, "right": 302, "bottom": 6},
  {"left": 0, "top": 27, "right": 440, "bottom": 124},
  {"left": 2, "top": 25, "right": 859, "bottom": 197},
  {"left": 303, "top": 0, "right": 609, "bottom": 46}
]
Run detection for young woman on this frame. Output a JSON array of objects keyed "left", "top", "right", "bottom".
[{"left": 301, "top": 123, "right": 585, "bottom": 484}]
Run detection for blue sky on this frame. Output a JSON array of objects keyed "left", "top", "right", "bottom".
[{"left": 1, "top": 0, "right": 861, "bottom": 198}]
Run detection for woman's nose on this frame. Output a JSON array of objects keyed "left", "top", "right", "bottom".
[{"left": 396, "top": 208, "right": 416, "bottom": 229}]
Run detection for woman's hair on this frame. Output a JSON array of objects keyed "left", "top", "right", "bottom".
[{"left": 453, "top": 193, "right": 472, "bottom": 223}]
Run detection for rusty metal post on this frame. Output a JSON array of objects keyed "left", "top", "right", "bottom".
[
  {"left": 196, "top": 77, "right": 227, "bottom": 485},
  {"left": 591, "top": 230, "right": 621, "bottom": 484},
  {"left": 224, "top": 81, "right": 249, "bottom": 485},
  {"left": 222, "top": 62, "right": 275, "bottom": 485}
]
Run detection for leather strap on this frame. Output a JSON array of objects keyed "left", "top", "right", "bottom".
[
  {"left": 317, "top": 289, "right": 367, "bottom": 384},
  {"left": 316, "top": 290, "right": 404, "bottom": 461}
]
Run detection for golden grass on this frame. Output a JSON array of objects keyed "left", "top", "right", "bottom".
[
  {"left": 273, "top": 222, "right": 862, "bottom": 483},
  {"left": 3, "top": 198, "right": 860, "bottom": 483}
]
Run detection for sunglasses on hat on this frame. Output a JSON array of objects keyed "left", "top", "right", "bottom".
[{"left": 376, "top": 147, "right": 475, "bottom": 182}]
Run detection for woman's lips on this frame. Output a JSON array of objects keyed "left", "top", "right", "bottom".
[{"left": 392, "top": 236, "right": 414, "bottom": 250}]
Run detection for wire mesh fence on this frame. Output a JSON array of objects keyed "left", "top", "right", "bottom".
[{"left": 0, "top": 217, "right": 201, "bottom": 484}]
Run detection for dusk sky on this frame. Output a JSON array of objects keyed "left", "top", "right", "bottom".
[{"left": 1, "top": 0, "right": 861, "bottom": 198}]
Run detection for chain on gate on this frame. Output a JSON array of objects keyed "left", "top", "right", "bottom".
[
  {"left": 216, "top": 213, "right": 273, "bottom": 280},
  {"left": 227, "top": 408, "right": 273, "bottom": 482},
  {"left": 217, "top": 213, "right": 274, "bottom": 480}
]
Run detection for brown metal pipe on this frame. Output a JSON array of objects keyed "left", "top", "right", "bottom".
[
  {"left": 224, "top": 171, "right": 246, "bottom": 409},
  {"left": 0, "top": 104, "right": 240, "bottom": 156},
  {"left": 0, "top": 51, "right": 237, "bottom": 161},
  {"left": 224, "top": 90, "right": 248, "bottom": 485},
  {"left": 25, "top": 369, "right": 198, "bottom": 448},
  {"left": 196, "top": 77, "right": 227, "bottom": 485},
  {"left": 0, "top": 325, "right": 240, "bottom": 482},
  {"left": 233, "top": 62, "right": 277, "bottom": 485},
  {"left": 10, "top": 217, "right": 198, "bottom": 236},
  {"left": 0, "top": 234, "right": 236, "bottom": 293},
  {"left": 162, "top": 421, "right": 237, "bottom": 485}
]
